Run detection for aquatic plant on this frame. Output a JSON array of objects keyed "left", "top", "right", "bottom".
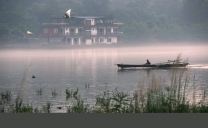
[
  {"left": 52, "top": 89, "right": 58, "bottom": 97},
  {"left": 73, "top": 88, "right": 79, "bottom": 99},
  {"left": 66, "top": 87, "right": 73, "bottom": 100},
  {"left": 67, "top": 96, "right": 90, "bottom": 113},
  {"left": 85, "top": 83, "right": 90, "bottom": 88},
  {"left": 66, "top": 87, "right": 79, "bottom": 100},
  {"left": 1, "top": 53, "right": 208, "bottom": 113},
  {"left": 1, "top": 91, "right": 11, "bottom": 102},
  {"left": 36, "top": 88, "right": 43, "bottom": 96},
  {"left": 42, "top": 101, "right": 53, "bottom": 113},
  {"left": 94, "top": 90, "right": 112, "bottom": 113},
  {"left": 12, "top": 99, "right": 33, "bottom": 113},
  {"left": 93, "top": 89, "right": 134, "bottom": 113}
]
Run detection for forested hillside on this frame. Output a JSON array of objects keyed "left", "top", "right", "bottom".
[{"left": 0, "top": 0, "right": 208, "bottom": 42}]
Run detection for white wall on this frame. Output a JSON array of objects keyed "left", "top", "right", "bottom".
[
  {"left": 86, "top": 39, "right": 92, "bottom": 45},
  {"left": 111, "top": 37, "right": 117, "bottom": 43},
  {"left": 111, "top": 28, "right": 113, "bottom": 33},
  {"left": 75, "top": 28, "right": 78, "bottom": 34},
  {"left": 91, "top": 27, "right": 97, "bottom": 35},
  {"left": 91, "top": 19, "right": 95, "bottom": 25},
  {"left": 65, "top": 28, "right": 69, "bottom": 35},
  {"left": 49, "top": 37, "right": 62, "bottom": 42}
]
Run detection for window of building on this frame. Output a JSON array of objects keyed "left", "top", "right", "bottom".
[
  {"left": 113, "top": 28, "right": 118, "bottom": 33},
  {"left": 60, "top": 28, "right": 64, "bottom": 35},
  {"left": 67, "top": 38, "right": 71, "bottom": 43},
  {"left": 53, "top": 28, "right": 58, "bottom": 33},
  {"left": 78, "top": 28, "right": 83, "bottom": 34},
  {"left": 43, "top": 28, "right": 49, "bottom": 33},
  {"left": 85, "top": 20, "right": 91, "bottom": 25},
  {"left": 99, "top": 28, "right": 104, "bottom": 33},
  {"left": 100, "top": 38, "right": 104, "bottom": 42},
  {"left": 74, "top": 38, "right": 78, "bottom": 43},
  {"left": 106, "top": 28, "right": 111, "bottom": 33},
  {"left": 86, "top": 31, "right": 91, "bottom": 35},
  {"left": 80, "top": 38, "right": 85, "bottom": 43},
  {"left": 85, "top": 27, "right": 91, "bottom": 30},
  {"left": 107, "top": 38, "right": 111, "bottom": 42},
  {"left": 70, "top": 28, "right": 74, "bottom": 35}
]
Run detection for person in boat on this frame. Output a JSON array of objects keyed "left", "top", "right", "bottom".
[{"left": 146, "top": 59, "right": 151, "bottom": 65}]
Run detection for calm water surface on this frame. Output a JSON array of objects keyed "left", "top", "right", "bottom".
[{"left": 0, "top": 44, "right": 208, "bottom": 112}]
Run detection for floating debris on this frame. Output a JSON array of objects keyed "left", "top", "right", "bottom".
[{"left": 85, "top": 83, "right": 90, "bottom": 88}]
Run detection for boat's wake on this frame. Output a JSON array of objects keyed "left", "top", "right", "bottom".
[{"left": 188, "top": 64, "right": 208, "bottom": 69}]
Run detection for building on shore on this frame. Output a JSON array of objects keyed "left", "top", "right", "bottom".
[{"left": 41, "top": 15, "right": 123, "bottom": 45}]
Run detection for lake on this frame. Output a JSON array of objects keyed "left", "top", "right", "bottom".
[{"left": 0, "top": 44, "right": 208, "bottom": 112}]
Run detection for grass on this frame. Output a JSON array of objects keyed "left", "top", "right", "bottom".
[
  {"left": 12, "top": 99, "right": 33, "bottom": 113},
  {"left": 0, "top": 81, "right": 208, "bottom": 113},
  {"left": 68, "top": 96, "right": 89, "bottom": 113},
  {"left": 1, "top": 71, "right": 208, "bottom": 113},
  {"left": 66, "top": 87, "right": 79, "bottom": 100},
  {"left": 42, "top": 101, "right": 53, "bottom": 113},
  {"left": 1, "top": 91, "right": 11, "bottom": 102}
]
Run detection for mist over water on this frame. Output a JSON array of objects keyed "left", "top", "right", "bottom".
[{"left": 0, "top": 44, "right": 208, "bottom": 112}]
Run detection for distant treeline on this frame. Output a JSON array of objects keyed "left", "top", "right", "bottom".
[{"left": 0, "top": 0, "right": 208, "bottom": 42}]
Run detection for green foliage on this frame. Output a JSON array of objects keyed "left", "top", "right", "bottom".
[
  {"left": 0, "top": 0, "right": 208, "bottom": 41},
  {"left": 94, "top": 90, "right": 112, "bottom": 113},
  {"left": 203, "top": 0, "right": 208, "bottom": 7},
  {"left": 66, "top": 87, "right": 73, "bottom": 99},
  {"left": 0, "top": 25, "right": 10, "bottom": 37},
  {"left": 123, "top": 21, "right": 149, "bottom": 41},
  {"left": 68, "top": 96, "right": 90, "bottom": 113},
  {"left": 28, "top": 2, "right": 50, "bottom": 23},
  {"left": 43, "top": 101, "right": 53, "bottom": 113},
  {"left": 10, "top": 28, "right": 22, "bottom": 36},
  {"left": 12, "top": 100, "right": 33, "bottom": 113},
  {"left": 66, "top": 87, "right": 79, "bottom": 100},
  {"left": 81, "top": 0, "right": 110, "bottom": 15},
  {"left": 1, "top": 91, "right": 11, "bottom": 102}
]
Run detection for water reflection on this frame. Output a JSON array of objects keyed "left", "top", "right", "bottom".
[{"left": 0, "top": 45, "right": 207, "bottom": 112}]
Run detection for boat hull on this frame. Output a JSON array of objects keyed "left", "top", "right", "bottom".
[{"left": 116, "top": 63, "right": 189, "bottom": 69}]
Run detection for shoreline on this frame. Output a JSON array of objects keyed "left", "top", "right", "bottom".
[{"left": 0, "top": 40, "right": 208, "bottom": 50}]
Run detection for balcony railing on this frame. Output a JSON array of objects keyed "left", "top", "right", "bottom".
[
  {"left": 42, "top": 22, "right": 123, "bottom": 27},
  {"left": 58, "top": 32, "right": 123, "bottom": 36}
]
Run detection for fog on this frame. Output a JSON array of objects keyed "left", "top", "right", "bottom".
[
  {"left": 0, "top": 0, "right": 208, "bottom": 113},
  {"left": 0, "top": 43, "right": 207, "bottom": 65},
  {"left": 0, "top": 44, "right": 207, "bottom": 111}
]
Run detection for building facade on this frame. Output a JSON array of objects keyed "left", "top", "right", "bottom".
[{"left": 42, "top": 15, "right": 123, "bottom": 45}]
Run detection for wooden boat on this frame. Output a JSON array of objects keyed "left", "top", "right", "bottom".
[{"left": 116, "top": 60, "right": 189, "bottom": 69}]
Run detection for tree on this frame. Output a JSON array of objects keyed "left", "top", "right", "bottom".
[
  {"left": 0, "top": 25, "right": 10, "bottom": 37},
  {"left": 10, "top": 28, "right": 22, "bottom": 36},
  {"left": 28, "top": 2, "right": 49, "bottom": 23},
  {"left": 182, "top": 0, "right": 205, "bottom": 23},
  {"left": 81, "top": 0, "right": 110, "bottom": 15},
  {"left": 203, "top": 0, "right": 208, "bottom": 26}
]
